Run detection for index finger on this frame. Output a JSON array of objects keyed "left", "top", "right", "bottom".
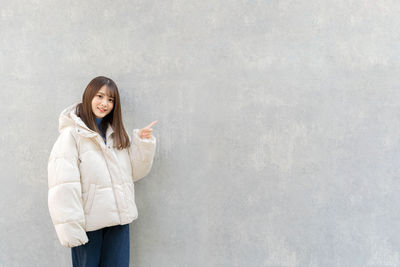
[{"left": 144, "top": 120, "right": 158, "bottom": 129}]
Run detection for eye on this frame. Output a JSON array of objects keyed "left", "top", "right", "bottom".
[
  {"left": 97, "top": 94, "right": 102, "bottom": 98},
  {"left": 109, "top": 98, "right": 114, "bottom": 102}
]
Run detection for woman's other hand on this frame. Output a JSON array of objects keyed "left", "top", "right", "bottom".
[{"left": 138, "top": 120, "right": 158, "bottom": 139}]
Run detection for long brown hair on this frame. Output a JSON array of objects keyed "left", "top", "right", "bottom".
[{"left": 76, "top": 76, "right": 130, "bottom": 149}]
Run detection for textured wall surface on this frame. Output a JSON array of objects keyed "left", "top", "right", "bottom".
[{"left": 2, "top": 0, "right": 400, "bottom": 266}]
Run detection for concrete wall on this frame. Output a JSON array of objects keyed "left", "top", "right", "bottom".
[{"left": 2, "top": 0, "right": 400, "bottom": 266}]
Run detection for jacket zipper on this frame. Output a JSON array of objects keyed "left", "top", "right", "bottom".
[{"left": 98, "top": 136, "right": 123, "bottom": 223}]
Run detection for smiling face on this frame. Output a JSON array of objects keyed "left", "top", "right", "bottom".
[{"left": 91, "top": 85, "right": 115, "bottom": 118}]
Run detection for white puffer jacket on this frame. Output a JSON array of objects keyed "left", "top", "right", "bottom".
[{"left": 47, "top": 103, "right": 156, "bottom": 248}]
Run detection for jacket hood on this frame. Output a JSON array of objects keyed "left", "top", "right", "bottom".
[{"left": 58, "top": 102, "right": 113, "bottom": 138}]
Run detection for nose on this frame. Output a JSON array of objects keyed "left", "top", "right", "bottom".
[{"left": 101, "top": 98, "right": 108, "bottom": 107}]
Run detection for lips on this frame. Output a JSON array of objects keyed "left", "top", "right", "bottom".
[{"left": 98, "top": 107, "right": 107, "bottom": 112}]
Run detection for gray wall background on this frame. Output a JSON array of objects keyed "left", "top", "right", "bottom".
[{"left": 2, "top": 0, "right": 400, "bottom": 266}]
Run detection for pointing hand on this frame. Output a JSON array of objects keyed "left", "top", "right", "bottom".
[{"left": 138, "top": 120, "right": 158, "bottom": 139}]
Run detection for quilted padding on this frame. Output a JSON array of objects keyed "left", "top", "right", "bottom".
[{"left": 47, "top": 103, "right": 156, "bottom": 248}]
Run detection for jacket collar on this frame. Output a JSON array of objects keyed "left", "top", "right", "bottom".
[{"left": 59, "top": 102, "right": 114, "bottom": 139}]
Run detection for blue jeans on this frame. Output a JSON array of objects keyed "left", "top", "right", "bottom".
[{"left": 71, "top": 224, "right": 130, "bottom": 267}]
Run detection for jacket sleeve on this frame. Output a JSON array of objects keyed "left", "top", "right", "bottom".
[
  {"left": 129, "top": 129, "right": 157, "bottom": 182},
  {"left": 47, "top": 129, "right": 88, "bottom": 248}
]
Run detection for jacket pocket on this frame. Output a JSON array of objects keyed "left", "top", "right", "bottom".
[{"left": 84, "top": 184, "right": 96, "bottom": 213}]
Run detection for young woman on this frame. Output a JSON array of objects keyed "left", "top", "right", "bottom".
[{"left": 47, "top": 76, "right": 157, "bottom": 267}]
